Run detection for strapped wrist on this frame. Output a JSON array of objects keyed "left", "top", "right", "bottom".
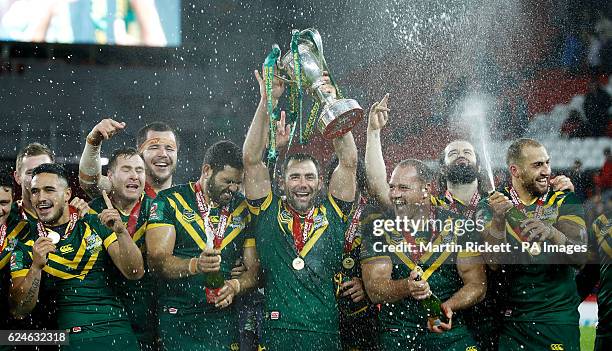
[{"left": 188, "top": 257, "right": 199, "bottom": 275}]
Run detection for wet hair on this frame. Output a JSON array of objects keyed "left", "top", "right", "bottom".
[
  {"left": 282, "top": 153, "right": 321, "bottom": 177},
  {"left": 506, "top": 138, "right": 543, "bottom": 166},
  {"left": 0, "top": 171, "right": 13, "bottom": 192},
  {"left": 202, "top": 141, "right": 243, "bottom": 172},
  {"left": 31, "top": 163, "right": 69, "bottom": 187},
  {"left": 108, "top": 147, "right": 142, "bottom": 171},
  {"left": 395, "top": 159, "right": 433, "bottom": 184},
  {"left": 137, "top": 122, "right": 180, "bottom": 149},
  {"left": 15, "top": 143, "right": 55, "bottom": 173}
]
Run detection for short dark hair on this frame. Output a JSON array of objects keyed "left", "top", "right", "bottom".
[
  {"left": 0, "top": 171, "right": 13, "bottom": 192},
  {"left": 137, "top": 122, "right": 180, "bottom": 149},
  {"left": 109, "top": 147, "right": 142, "bottom": 171},
  {"left": 506, "top": 138, "right": 543, "bottom": 166},
  {"left": 31, "top": 163, "right": 69, "bottom": 186},
  {"left": 282, "top": 153, "right": 320, "bottom": 177},
  {"left": 202, "top": 141, "right": 243, "bottom": 173},
  {"left": 16, "top": 143, "right": 55, "bottom": 172},
  {"left": 395, "top": 159, "right": 433, "bottom": 184}
]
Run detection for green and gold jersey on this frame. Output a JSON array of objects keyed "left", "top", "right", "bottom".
[
  {"left": 479, "top": 188, "right": 585, "bottom": 324},
  {"left": 0, "top": 221, "right": 29, "bottom": 329},
  {"left": 247, "top": 191, "right": 351, "bottom": 335},
  {"left": 593, "top": 213, "right": 612, "bottom": 335},
  {"left": 10, "top": 214, "right": 132, "bottom": 336},
  {"left": 89, "top": 193, "right": 155, "bottom": 343},
  {"left": 8, "top": 201, "right": 38, "bottom": 227},
  {"left": 147, "top": 182, "right": 254, "bottom": 311},
  {"left": 360, "top": 206, "right": 481, "bottom": 335}
]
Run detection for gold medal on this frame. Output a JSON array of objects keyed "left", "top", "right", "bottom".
[
  {"left": 292, "top": 257, "right": 305, "bottom": 270},
  {"left": 342, "top": 257, "right": 355, "bottom": 269},
  {"left": 47, "top": 231, "right": 61, "bottom": 245},
  {"left": 529, "top": 242, "right": 542, "bottom": 256}
]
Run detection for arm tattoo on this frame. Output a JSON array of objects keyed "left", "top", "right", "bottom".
[{"left": 22, "top": 277, "right": 40, "bottom": 307}]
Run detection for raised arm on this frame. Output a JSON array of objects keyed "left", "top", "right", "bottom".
[
  {"left": 79, "top": 118, "right": 126, "bottom": 198},
  {"left": 365, "top": 94, "right": 391, "bottom": 209},
  {"left": 329, "top": 132, "right": 358, "bottom": 201},
  {"left": 130, "top": 0, "right": 167, "bottom": 46},
  {"left": 243, "top": 70, "right": 284, "bottom": 200},
  {"left": 99, "top": 192, "right": 144, "bottom": 279}
]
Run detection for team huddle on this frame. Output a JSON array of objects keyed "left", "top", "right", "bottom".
[{"left": 0, "top": 69, "right": 609, "bottom": 351}]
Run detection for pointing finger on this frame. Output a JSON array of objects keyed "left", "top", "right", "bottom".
[{"left": 102, "top": 190, "right": 114, "bottom": 209}]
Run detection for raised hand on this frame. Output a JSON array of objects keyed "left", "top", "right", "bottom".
[
  {"left": 98, "top": 191, "right": 127, "bottom": 234},
  {"left": 32, "top": 236, "right": 55, "bottom": 270},
  {"left": 255, "top": 68, "right": 285, "bottom": 104},
  {"left": 87, "top": 118, "right": 126, "bottom": 146},
  {"left": 368, "top": 94, "right": 390, "bottom": 131}
]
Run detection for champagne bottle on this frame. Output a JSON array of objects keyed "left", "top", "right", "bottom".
[
  {"left": 204, "top": 251, "right": 224, "bottom": 303},
  {"left": 414, "top": 268, "right": 448, "bottom": 325}
]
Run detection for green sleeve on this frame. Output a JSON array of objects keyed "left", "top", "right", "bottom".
[
  {"left": 147, "top": 191, "right": 176, "bottom": 227},
  {"left": 359, "top": 214, "right": 389, "bottom": 263},
  {"left": 10, "top": 241, "right": 32, "bottom": 279}
]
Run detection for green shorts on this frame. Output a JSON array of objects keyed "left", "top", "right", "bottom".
[
  {"left": 498, "top": 321, "right": 579, "bottom": 351},
  {"left": 260, "top": 328, "right": 340, "bottom": 351},
  {"left": 380, "top": 326, "right": 477, "bottom": 351},
  {"left": 158, "top": 306, "right": 239, "bottom": 351}
]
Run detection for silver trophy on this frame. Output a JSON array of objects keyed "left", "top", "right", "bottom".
[{"left": 278, "top": 28, "right": 363, "bottom": 140}]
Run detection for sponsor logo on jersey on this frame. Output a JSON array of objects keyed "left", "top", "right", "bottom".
[
  {"left": 230, "top": 343, "right": 239, "bottom": 351},
  {"left": 168, "top": 307, "right": 178, "bottom": 314},
  {"left": 465, "top": 346, "right": 478, "bottom": 351},
  {"left": 72, "top": 327, "right": 81, "bottom": 333},
  {"left": 550, "top": 344, "right": 564, "bottom": 351},
  {"left": 270, "top": 311, "right": 280, "bottom": 320},
  {"left": 60, "top": 244, "right": 74, "bottom": 254}
]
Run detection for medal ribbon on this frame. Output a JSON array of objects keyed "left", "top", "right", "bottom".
[
  {"left": 402, "top": 205, "right": 438, "bottom": 263},
  {"left": 194, "top": 182, "right": 230, "bottom": 249},
  {"left": 508, "top": 187, "right": 548, "bottom": 220},
  {"left": 444, "top": 190, "right": 481, "bottom": 219},
  {"left": 263, "top": 44, "right": 282, "bottom": 167},
  {"left": 284, "top": 203, "right": 315, "bottom": 253},
  {"left": 0, "top": 224, "right": 7, "bottom": 252},
  {"left": 36, "top": 206, "right": 79, "bottom": 240},
  {"left": 343, "top": 196, "right": 367, "bottom": 253},
  {"left": 144, "top": 182, "right": 157, "bottom": 198},
  {"left": 126, "top": 198, "right": 142, "bottom": 237}
]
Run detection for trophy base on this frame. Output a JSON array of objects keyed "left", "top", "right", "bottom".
[{"left": 318, "top": 98, "right": 363, "bottom": 140}]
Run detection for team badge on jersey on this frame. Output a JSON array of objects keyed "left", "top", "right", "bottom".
[
  {"left": 312, "top": 213, "right": 328, "bottom": 231},
  {"left": 182, "top": 209, "right": 196, "bottom": 222},
  {"left": 149, "top": 203, "right": 160, "bottom": 221},
  {"left": 85, "top": 233, "right": 103, "bottom": 254}
]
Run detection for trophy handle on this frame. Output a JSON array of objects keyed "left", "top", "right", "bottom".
[{"left": 300, "top": 28, "right": 330, "bottom": 71}]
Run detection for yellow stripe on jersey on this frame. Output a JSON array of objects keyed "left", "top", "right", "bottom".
[
  {"left": 558, "top": 215, "right": 586, "bottom": 228},
  {"left": 147, "top": 223, "right": 174, "bottom": 230},
  {"left": 47, "top": 224, "right": 92, "bottom": 269},
  {"left": 132, "top": 223, "right": 147, "bottom": 243},
  {"left": 168, "top": 197, "right": 206, "bottom": 250},
  {"left": 422, "top": 250, "right": 453, "bottom": 281},
  {"left": 244, "top": 238, "right": 256, "bottom": 248},
  {"left": 103, "top": 233, "right": 118, "bottom": 249},
  {"left": 594, "top": 219, "right": 612, "bottom": 258},
  {"left": 88, "top": 208, "right": 98, "bottom": 215},
  {"left": 248, "top": 191, "right": 274, "bottom": 215},
  {"left": 0, "top": 254, "right": 10, "bottom": 270},
  {"left": 327, "top": 192, "right": 347, "bottom": 222},
  {"left": 300, "top": 206, "right": 329, "bottom": 258},
  {"left": 11, "top": 269, "right": 28, "bottom": 278}
]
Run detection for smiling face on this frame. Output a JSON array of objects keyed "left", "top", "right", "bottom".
[
  {"left": 0, "top": 186, "right": 12, "bottom": 226},
  {"left": 281, "top": 159, "right": 322, "bottom": 214},
  {"left": 388, "top": 165, "right": 430, "bottom": 217},
  {"left": 140, "top": 130, "right": 178, "bottom": 185},
  {"left": 30, "top": 173, "right": 71, "bottom": 225},
  {"left": 108, "top": 154, "right": 146, "bottom": 203},
  {"left": 511, "top": 145, "right": 551, "bottom": 197},
  {"left": 443, "top": 140, "right": 479, "bottom": 184}
]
